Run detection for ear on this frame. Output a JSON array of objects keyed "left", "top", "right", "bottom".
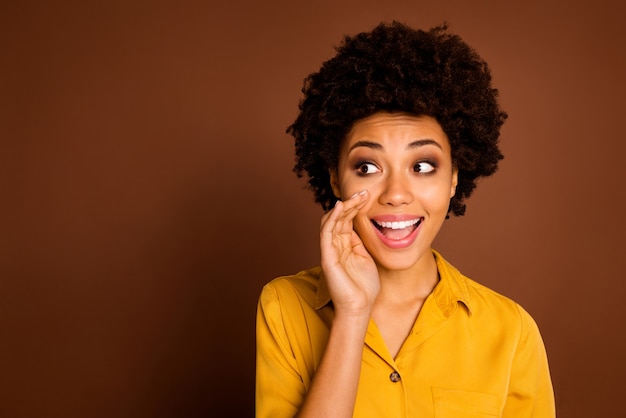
[
  {"left": 450, "top": 168, "right": 459, "bottom": 198},
  {"left": 329, "top": 169, "right": 342, "bottom": 199}
]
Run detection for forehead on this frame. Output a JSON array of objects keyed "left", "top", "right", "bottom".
[{"left": 344, "top": 112, "right": 449, "bottom": 149}]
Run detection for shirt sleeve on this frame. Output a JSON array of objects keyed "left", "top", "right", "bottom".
[
  {"left": 502, "top": 305, "right": 556, "bottom": 417},
  {"left": 255, "top": 283, "right": 305, "bottom": 418}
]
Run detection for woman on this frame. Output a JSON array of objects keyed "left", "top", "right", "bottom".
[{"left": 256, "top": 22, "right": 555, "bottom": 417}]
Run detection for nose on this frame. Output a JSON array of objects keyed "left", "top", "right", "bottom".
[{"left": 379, "top": 171, "right": 413, "bottom": 206}]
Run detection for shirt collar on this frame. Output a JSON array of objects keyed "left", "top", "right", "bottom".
[
  {"left": 431, "top": 249, "right": 473, "bottom": 316},
  {"left": 314, "top": 249, "right": 472, "bottom": 315}
]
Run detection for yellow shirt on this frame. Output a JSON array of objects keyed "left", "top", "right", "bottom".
[{"left": 256, "top": 250, "right": 555, "bottom": 417}]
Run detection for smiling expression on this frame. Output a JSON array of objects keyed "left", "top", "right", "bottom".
[{"left": 330, "top": 112, "right": 458, "bottom": 274}]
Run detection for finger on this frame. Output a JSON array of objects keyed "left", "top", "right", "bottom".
[
  {"left": 320, "top": 204, "right": 348, "bottom": 242},
  {"left": 320, "top": 200, "right": 355, "bottom": 252},
  {"left": 330, "top": 190, "right": 368, "bottom": 226},
  {"left": 320, "top": 190, "right": 369, "bottom": 251},
  {"left": 319, "top": 201, "right": 345, "bottom": 268},
  {"left": 341, "top": 190, "right": 369, "bottom": 212},
  {"left": 331, "top": 191, "right": 369, "bottom": 233},
  {"left": 320, "top": 200, "right": 343, "bottom": 233}
]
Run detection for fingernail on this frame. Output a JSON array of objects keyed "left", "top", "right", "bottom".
[{"left": 350, "top": 190, "right": 367, "bottom": 199}]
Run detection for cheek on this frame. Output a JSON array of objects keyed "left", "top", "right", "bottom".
[
  {"left": 352, "top": 213, "right": 373, "bottom": 240},
  {"left": 351, "top": 198, "right": 376, "bottom": 234},
  {"left": 338, "top": 177, "right": 367, "bottom": 200},
  {"left": 419, "top": 181, "right": 455, "bottom": 208}
]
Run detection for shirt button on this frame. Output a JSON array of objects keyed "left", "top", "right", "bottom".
[{"left": 389, "top": 371, "right": 401, "bottom": 382}]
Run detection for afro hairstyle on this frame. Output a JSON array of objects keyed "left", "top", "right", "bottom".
[{"left": 287, "top": 21, "right": 507, "bottom": 216}]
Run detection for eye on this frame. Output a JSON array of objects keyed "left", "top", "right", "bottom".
[
  {"left": 414, "top": 161, "right": 436, "bottom": 174},
  {"left": 356, "top": 162, "right": 381, "bottom": 175}
]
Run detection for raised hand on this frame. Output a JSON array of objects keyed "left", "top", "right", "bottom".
[{"left": 320, "top": 190, "right": 380, "bottom": 317}]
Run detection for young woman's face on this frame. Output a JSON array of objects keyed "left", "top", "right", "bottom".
[{"left": 330, "top": 112, "right": 458, "bottom": 274}]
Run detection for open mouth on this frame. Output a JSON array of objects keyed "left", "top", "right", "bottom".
[{"left": 371, "top": 218, "right": 423, "bottom": 241}]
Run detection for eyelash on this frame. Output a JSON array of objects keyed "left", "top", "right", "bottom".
[
  {"left": 354, "top": 161, "right": 380, "bottom": 176},
  {"left": 414, "top": 160, "right": 437, "bottom": 173},
  {"left": 353, "top": 160, "right": 437, "bottom": 176}
]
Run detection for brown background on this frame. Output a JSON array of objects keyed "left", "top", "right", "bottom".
[{"left": 2, "top": 0, "right": 625, "bottom": 417}]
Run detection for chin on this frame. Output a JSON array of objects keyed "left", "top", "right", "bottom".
[{"left": 372, "top": 249, "right": 431, "bottom": 273}]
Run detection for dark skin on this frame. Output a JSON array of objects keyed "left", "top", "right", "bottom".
[{"left": 297, "top": 112, "right": 457, "bottom": 417}]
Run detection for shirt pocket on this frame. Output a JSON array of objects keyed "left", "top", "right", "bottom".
[{"left": 432, "top": 387, "right": 501, "bottom": 417}]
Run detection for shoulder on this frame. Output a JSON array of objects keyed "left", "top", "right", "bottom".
[
  {"left": 434, "top": 250, "right": 538, "bottom": 332},
  {"left": 465, "top": 275, "right": 526, "bottom": 313},
  {"left": 259, "top": 267, "right": 322, "bottom": 309},
  {"left": 461, "top": 272, "right": 543, "bottom": 342}
]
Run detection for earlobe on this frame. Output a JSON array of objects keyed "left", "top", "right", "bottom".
[
  {"left": 450, "top": 168, "right": 459, "bottom": 198},
  {"left": 329, "top": 169, "right": 342, "bottom": 199}
]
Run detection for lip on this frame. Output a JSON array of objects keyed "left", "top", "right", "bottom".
[
  {"left": 370, "top": 214, "right": 423, "bottom": 249},
  {"left": 371, "top": 214, "right": 421, "bottom": 223}
]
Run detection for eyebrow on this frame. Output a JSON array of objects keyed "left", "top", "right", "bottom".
[{"left": 348, "top": 139, "right": 442, "bottom": 153}]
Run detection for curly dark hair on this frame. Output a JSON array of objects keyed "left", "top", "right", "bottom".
[{"left": 287, "top": 21, "right": 507, "bottom": 216}]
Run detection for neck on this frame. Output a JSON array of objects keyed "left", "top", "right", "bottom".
[{"left": 375, "top": 250, "right": 439, "bottom": 305}]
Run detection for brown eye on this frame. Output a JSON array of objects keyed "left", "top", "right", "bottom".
[
  {"left": 414, "top": 162, "right": 435, "bottom": 173},
  {"left": 357, "top": 162, "right": 380, "bottom": 175}
]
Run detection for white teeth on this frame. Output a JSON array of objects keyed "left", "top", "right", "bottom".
[{"left": 375, "top": 219, "right": 420, "bottom": 229}]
